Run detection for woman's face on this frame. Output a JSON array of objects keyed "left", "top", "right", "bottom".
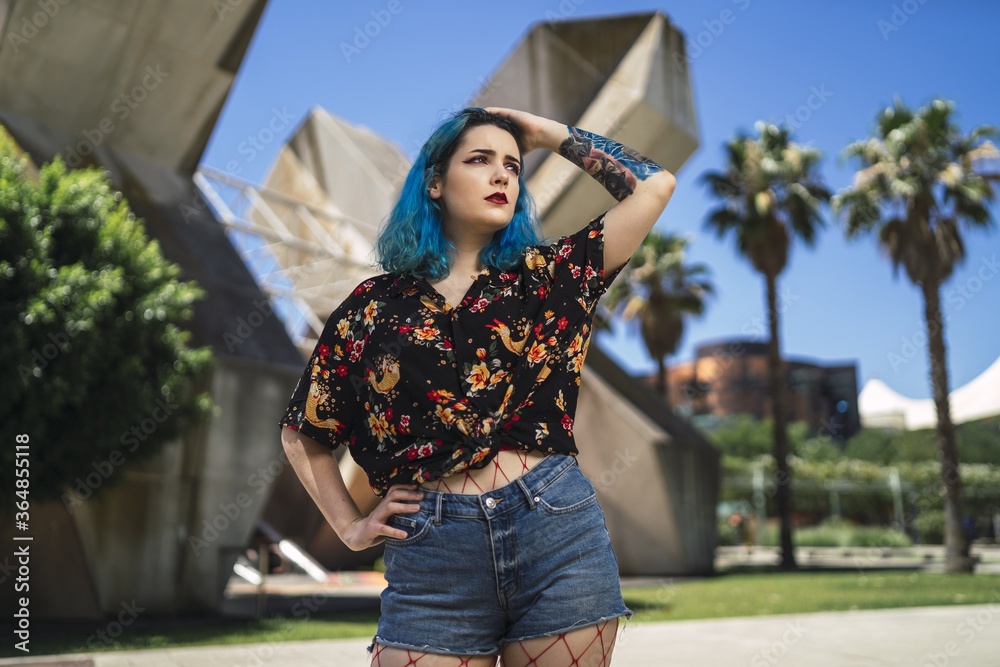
[{"left": 428, "top": 124, "right": 521, "bottom": 235}]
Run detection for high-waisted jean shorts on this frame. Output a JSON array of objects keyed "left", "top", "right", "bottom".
[{"left": 366, "top": 452, "right": 634, "bottom": 657}]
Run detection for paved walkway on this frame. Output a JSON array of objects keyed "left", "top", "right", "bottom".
[{"left": 3, "top": 603, "right": 999, "bottom": 666}]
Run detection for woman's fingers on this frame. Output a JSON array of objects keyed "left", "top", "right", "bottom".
[{"left": 376, "top": 485, "right": 424, "bottom": 540}]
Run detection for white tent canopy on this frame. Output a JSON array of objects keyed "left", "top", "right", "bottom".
[{"left": 859, "top": 355, "right": 1000, "bottom": 430}]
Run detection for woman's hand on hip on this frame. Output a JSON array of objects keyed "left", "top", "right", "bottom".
[
  {"left": 485, "top": 107, "right": 567, "bottom": 154},
  {"left": 341, "top": 483, "right": 425, "bottom": 551}
]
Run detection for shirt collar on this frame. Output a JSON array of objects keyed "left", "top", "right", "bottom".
[
  {"left": 387, "top": 271, "right": 420, "bottom": 298},
  {"left": 387, "top": 267, "right": 495, "bottom": 299}
]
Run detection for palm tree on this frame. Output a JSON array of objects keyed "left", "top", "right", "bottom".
[
  {"left": 598, "top": 231, "right": 714, "bottom": 406},
  {"left": 831, "top": 98, "right": 999, "bottom": 573},
  {"left": 700, "top": 121, "right": 831, "bottom": 570}
]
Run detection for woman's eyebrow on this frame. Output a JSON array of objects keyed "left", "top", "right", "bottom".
[{"left": 468, "top": 148, "right": 521, "bottom": 167}]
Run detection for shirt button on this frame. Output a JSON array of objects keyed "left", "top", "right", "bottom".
[{"left": 485, "top": 497, "right": 497, "bottom": 509}]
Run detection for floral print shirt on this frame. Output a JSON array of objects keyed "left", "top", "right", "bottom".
[{"left": 278, "top": 211, "right": 626, "bottom": 497}]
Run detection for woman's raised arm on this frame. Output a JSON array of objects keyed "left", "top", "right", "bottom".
[{"left": 486, "top": 107, "right": 676, "bottom": 273}]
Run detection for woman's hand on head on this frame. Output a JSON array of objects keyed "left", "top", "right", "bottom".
[
  {"left": 485, "top": 107, "right": 564, "bottom": 154},
  {"left": 340, "top": 483, "right": 425, "bottom": 551}
]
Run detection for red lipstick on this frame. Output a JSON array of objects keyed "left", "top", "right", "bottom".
[{"left": 485, "top": 192, "right": 508, "bottom": 204}]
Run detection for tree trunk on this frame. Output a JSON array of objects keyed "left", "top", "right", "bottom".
[
  {"left": 921, "top": 280, "right": 974, "bottom": 573},
  {"left": 657, "top": 355, "right": 669, "bottom": 406},
  {"left": 766, "top": 273, "right": 796, "bottom": 570}
]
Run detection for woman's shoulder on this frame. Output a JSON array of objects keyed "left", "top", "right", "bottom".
[{"left": 332, "top": 273, "right": 400, "bottom": 309}]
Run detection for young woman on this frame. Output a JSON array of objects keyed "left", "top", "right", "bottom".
[{"left": 279, "top": 106, "right": 675, "bottom": 666}]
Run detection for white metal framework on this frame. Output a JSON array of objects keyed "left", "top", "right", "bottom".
[{"left": 194, "top": 166, "right": 380, "bottom": 354}]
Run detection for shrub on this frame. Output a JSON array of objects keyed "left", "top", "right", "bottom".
[
  {"left": 757, "top": 518, "right": 912, "bottom": 548},
  {"left": 0, "top": 126, "right": 214, "bottom": 512},
  {"left": 913, "top": 510, "right": 945, "bottom": 545}
]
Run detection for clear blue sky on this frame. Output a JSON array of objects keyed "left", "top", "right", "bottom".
[{"left": 201, "top": 1, "right": 1000, "bottom": 402}]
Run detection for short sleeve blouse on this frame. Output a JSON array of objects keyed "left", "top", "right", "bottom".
[{"left": 278, "top": 210, "right": 626, "bottom": 497}]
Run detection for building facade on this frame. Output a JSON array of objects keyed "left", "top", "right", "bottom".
[{"left": 645, "top": 338, "right": 860, "bottom": 439}]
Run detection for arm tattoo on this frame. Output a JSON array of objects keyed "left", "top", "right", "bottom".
[{"left": 557, "top": 125, "right": 665, "bottom": 201}]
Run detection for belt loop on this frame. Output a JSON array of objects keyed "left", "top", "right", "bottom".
[
  {"left": 516, "top": 477, "right": 536, "bottom": 510},
  {"left": 434, "top": 492, "right": 443, "bottom": 525}
]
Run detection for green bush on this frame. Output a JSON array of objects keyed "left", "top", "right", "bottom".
[
  {"left": 913, "top": 510, "right": 945, "bottom": 544},
  {"left": 758, "top": 518, "right": 912, "bottom": 548},
  {"left": 706, "top": 416, "right": 812, "bottom": 459},
  {"left": 844, "top": 416, "right": 1000, "bottom": 465},
  {"left": 0, "top": 126, "right": 215, "bottom": 512},
  {"left": 722, "top": 455, "right": 1000, "bottom": 526}
]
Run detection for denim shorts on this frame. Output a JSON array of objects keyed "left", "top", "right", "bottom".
[{"left": 366, "top": 452, "right": 633, "bottom": 657}]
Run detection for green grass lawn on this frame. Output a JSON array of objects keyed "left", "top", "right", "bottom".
[
  {"left": 621, "top": 571, "right": 1000, "bottom": 622},
  {"left": 7, "top": 571, "right": 998, "bottom": 658}
]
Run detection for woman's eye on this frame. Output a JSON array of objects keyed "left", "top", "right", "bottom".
[{"left": 468, "top": 156, "right": 519, "bottom": 175}]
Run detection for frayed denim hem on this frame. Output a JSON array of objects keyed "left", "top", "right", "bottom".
[
  {"left": 367, "top": 634, "right": 502, "bottom": 657},
  {"left": 498, "top": 606, "right": 634, "bottom": 647}
]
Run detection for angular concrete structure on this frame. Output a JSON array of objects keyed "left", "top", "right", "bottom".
[
  {"left": 0, "top": 0, "right": 298, "bottom": 618},
  {"left": 470, "top": 11, "right": 699, "bottom": 234},
  {"left": 261, "top": 107, "right": 409, "bottom": 347}
]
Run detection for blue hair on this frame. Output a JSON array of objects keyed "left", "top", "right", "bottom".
[{"left": 375, "top": 107, "right": 543, "bottom": 280}]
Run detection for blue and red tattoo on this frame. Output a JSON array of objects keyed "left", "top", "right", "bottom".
[{"left": 558, "top": 126, "right": 665, "bottom": 201}]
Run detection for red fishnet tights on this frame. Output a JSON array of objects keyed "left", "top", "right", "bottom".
[
  {"left": 369, "top": 617, "right": 619, "bottom": 666},
  {"left": 422, "top": 449, "right": 538, "bottom": 494}
]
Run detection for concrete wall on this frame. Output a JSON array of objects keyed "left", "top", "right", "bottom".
[
  {"left": 577, "top": 363, "right": 719, "bottom": 575},
  {"left": 0, "top": 355, "right": 297, "bottom": 618},
  {"left": 470, "top": 11, "right": 699, "bottom": 236},
  {"left": 0, "top": 0, "right": 303, "bottom": 615}
]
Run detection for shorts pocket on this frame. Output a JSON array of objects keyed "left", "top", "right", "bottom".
[
  {"left": 535, "top": 465, "right": 598, "bottom": 516},
  {"left": 385, "top": 509, "right": 433, "bottom": 546}
]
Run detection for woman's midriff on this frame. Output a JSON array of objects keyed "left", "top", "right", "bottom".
[{"left": 418, "top": 446, "right": 549, "bottom": 494}]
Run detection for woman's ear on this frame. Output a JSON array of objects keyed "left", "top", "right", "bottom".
[{"left": 427, "top": 174, "right": 442, "bottom": 201}]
